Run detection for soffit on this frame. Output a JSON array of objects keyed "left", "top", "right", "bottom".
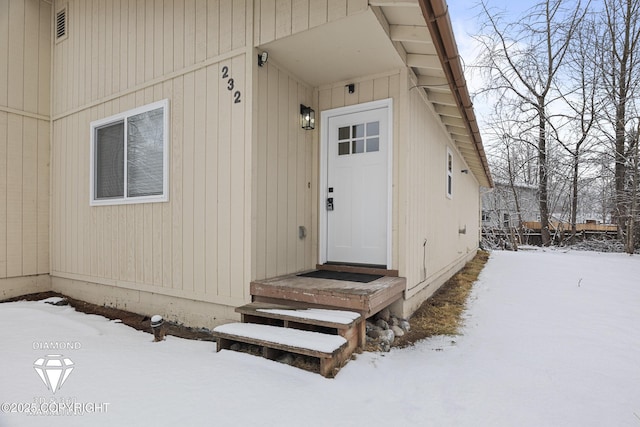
[
  {"left": 374, "top": 0, "right": 492, "bottom": 187},
  {"left": 260, "top": 9, "right": 404, "bottom": 87}
]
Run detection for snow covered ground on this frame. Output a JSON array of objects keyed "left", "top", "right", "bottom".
[{"left": 1, "top": 248, "right": 639, "bottom": 427}]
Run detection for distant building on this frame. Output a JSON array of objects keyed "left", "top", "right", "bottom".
[{"left": 482, "top": 182, "right": 539, "bottom": 230}]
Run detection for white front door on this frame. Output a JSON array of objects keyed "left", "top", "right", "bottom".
[{"left": 324, "top": 104, "right": 390, "bottom": 266}]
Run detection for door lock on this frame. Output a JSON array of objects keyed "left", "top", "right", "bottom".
[{"left": 326, "top": 197, "right": 334, "bottom": 211}]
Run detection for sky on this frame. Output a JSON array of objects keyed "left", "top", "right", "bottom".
[
  {"left": 1, "top": 247, "right": 639, "bottom": 427},
  {"left": 447, "top": 0, "right": 541, "bottom": 151}
]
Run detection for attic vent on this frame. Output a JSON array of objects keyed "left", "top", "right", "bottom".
[{"left": 55, "top": 7, "right": 68, "bottom": 42}]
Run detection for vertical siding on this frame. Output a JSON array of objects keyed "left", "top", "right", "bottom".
[
  {"left": 0, "top": 0, "right": 50, "bottom": 280},
  {"left": 50, "top": 0, "right": 251, "bottom": 306},
  {"left": 254, "top": 0, "right": 368, "bottom": 46},
  {"left": 401, "top": 72, "right": 480, "bottom": 296},
  {"left": 316, "top": 69, "right": 480, "bottom": 288},
  {"left": 0, "top": 0, "right": 50, "bottom": 115},
  {"left": 52, "top": 0, "right": 248, "bottom": 117},
  {"left": 51, "top": 60, "right": 249, "bottom": 304},
  {"left": 253, "top": 61, "right": 313, "bottom": 280}
]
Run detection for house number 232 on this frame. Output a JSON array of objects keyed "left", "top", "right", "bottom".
[{"left": 221, "top": 66, "right": 241, "bottom": 104}]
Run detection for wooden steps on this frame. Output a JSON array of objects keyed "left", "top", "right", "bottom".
[
  {"left": 213, "top": 302, "right": 365, "bottom": 378},
  {"left": 250, "top": 273, "right": 406, "bottom": 318}
]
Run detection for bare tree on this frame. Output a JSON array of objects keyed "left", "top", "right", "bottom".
[
  {"left": 595, "top": 0, "right": 640, "bottom": 245},
  {"left": 625, "top": 121, "right": 640, "bottom": 252},
  {"left": 551, "top": 16, "right": 600, "bottom": 239},
  {"left": 475, "top": 0, "right": 588, "bottom": 246}
]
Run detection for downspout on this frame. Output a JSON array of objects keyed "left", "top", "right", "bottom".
[{"left": 418, "top": 0, "right": 493, "bottom": 188}]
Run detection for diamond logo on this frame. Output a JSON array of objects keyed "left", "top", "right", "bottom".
[{"left": 33, "top": 354, "right": 74, "bottom": 394}]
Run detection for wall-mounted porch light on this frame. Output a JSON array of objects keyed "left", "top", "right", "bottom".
[{"left": 300, "top": 104, "right": 315, "bottom": 130}]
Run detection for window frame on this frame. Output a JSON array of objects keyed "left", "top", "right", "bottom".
[
  {"left": 446, "top": 148, "right": 453, "bottom": 199},
  {"left": 90, "top": 99, "right": 170, "bottom": 206}
]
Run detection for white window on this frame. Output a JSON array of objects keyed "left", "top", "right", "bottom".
[
  {"left": 90, "top": 99, "right": 169, "bottom": 206},
  {"left": 446, "top": 148, "right": 453, "bottom": 198}
]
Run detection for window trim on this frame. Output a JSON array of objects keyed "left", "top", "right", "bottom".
[
  {"left": 446, "top": 147, "right": 453, "bottom": 199},
  {"left": 90, "top": 99, "right": 169, "bottom": 206}
]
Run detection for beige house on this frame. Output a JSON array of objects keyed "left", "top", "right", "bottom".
[{"left": 1, "top": 0, "right": 492, "bottom": 329}]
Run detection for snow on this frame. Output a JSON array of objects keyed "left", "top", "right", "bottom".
[
  {"left": 213, "top": 323, "right": 347, "bottom": 353},
  {"left": 1, "top": 249, "right": 639, "bottom": 426},
  {"left": 256, "top": 308, "right": 361, "bottom": 324}
]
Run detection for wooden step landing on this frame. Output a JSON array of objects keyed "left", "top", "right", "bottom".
[
  {"left": 251, "top": 273, "right": 406, "bottom": 318},
  {"left": 213, "top": 323, "right": 350, "bottom": 378}
]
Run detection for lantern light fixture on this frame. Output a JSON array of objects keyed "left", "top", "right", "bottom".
[{"left": 300, "top": 104, "right": 315, "bottom": 130}]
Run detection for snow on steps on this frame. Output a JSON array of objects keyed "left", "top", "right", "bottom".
[
  {"left": 214, "top": 323, "right": 350, "bottom": 378},
  {"left": 213, "top": 303, "right": 365, "bottom": 378},
  {"left": 214, "top": 323, "right": 347, "bottom": 354}
]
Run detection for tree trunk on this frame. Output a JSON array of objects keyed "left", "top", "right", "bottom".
[
  {"left": 506, "top": 141, "right": 525, "bottom": 244},
  {"left": 626, "top": 126, "right": 639, "bottom": 254},
  {"left": 538, "top": 100, "right": 551, "bottom": 246},
  {"left": 614, "top": 99, "right": 627, "bottom": 239},
  {"left": 570, "top": 154, "right": 579, "bottom": 240}
]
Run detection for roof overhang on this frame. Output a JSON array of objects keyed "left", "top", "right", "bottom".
[
  {"left": 259, "top": 0, "right": 493, "bottom": 188},
  {"left": 259, "top": 9, "right": 404, "bottom": 87},
  {"left": 415, "top": 0, "right": 493, "bottom": 187}
]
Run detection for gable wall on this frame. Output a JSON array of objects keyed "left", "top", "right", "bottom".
[
  {"left": 0, "top": 0, "right": 51, "bottom": 298},
  {"left": 50, "top": 0, "right": 253, "bottom": 325},
  {"left": 52, "top": 0, "right": 248, "bottom": 117}
]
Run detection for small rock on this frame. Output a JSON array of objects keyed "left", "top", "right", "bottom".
[
  {"left": 389, "top": 316, "right": 400, "bottom": 327},
  {"left": 44, "top": 297, "right": 68, "bottom": 306},
  {"left": 391, "top": 325, "right": 404, "bottom": 337},
  {"left": 375, "top": 319, "right": 389, "bottom": 330},
  {"left": 377, "top": 307, "right": 391, "bottom": 323},
  {"left": 379, "top": 341, "right": 391, "bottom": 352},
  {"left": 230, "top": 343, "right": 241, "bottom": 351},
  {"left": 367, "top": 327, "right": 383, "bottom": 339},
  {"left": 379, "top": 328, "right": 395, "bottom": 344},
  {"left": 399, "top": 320, "right": 411, "bottom": 332}
]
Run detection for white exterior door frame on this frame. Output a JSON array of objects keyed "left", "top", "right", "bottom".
[{"left": 319, "top": 98, "right": 393, "bottom": 268}]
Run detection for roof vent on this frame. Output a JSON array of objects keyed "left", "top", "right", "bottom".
[{"left": 55, "top": 7, "right": 68, "bottom": 42}]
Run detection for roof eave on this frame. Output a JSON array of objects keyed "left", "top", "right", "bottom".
[{"left": 418, "top": 0, "right": 494, "bottom": 188}]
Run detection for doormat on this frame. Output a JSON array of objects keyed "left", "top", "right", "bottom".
[{"left": 297, "top": 270, "right": 383, "bottom": 283}]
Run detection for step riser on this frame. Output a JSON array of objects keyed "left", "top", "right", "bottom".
[
  {"left": 217, "top": 335, "right": 341, "bottom": 378},
  {"left": 213, "top": 303, "right": 366, "bottom": 377}
]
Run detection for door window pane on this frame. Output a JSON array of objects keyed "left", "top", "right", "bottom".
[
  {"left": 366, "top": 137, "right": 379, "bottom": 152},
  {"left": 338, "top": 121, "right": 381, "bottom": 156},
  {"left": 352, "top": 139, "right": 365, "bottom": 154},
  {"left": 366, "top": 121, "right": 379, "bottom": 136}
]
